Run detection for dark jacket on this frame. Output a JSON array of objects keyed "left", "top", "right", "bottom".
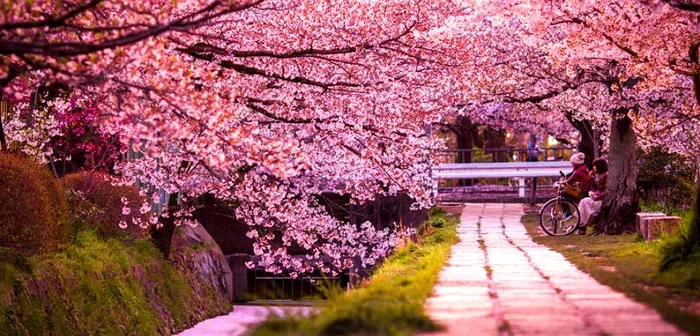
[{"left": 566, "top": 164, "right": 590, "bottom": 194}]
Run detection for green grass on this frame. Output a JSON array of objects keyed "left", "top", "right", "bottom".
[
  {"left": 639, "top": 199, "right": 692, "bottom": 218},
  {"left": 251, "top": 209, "right": 460, "bottom": 336},
  {"left": 522, "top": 214, "right": 700, "bottom": 335},
  {"left": 0, "top": 230, "right": 232, "bottom": 336}
]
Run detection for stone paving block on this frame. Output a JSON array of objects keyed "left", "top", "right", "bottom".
[
  {"left": 636, "top": 212, "right": 667, "bottom": 237},
  {"left": 645, "top": 216, "right": 683, "bottom": 240},
  {"left": 498, "top": 299, "right": 566, "bottom": 310},
  {"left": 432, "top": 286, "right": 492, "bottom": 297},
  {"left": 427, "top": 309, "right": 493, "bottom": 320},
  {"left": 507, "top": 318, "right": 593, "bottom": 335},
  {"left": 419, "top": 320, "right": 500, "bottom": 336},
  {"left": 496, "top": 288, "right": 559, "bottom": 297}
]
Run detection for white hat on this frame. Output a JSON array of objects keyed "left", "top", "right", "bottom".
[{"left": 570, "top": 153, "right": 585, "bottom": 166}]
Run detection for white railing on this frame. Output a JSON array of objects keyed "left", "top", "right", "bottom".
[{"left": 432, "top": 161, "right": 572, "bottom": 198}]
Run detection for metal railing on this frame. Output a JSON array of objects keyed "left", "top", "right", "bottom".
[
  {"left": 435, "top": 147, "right": 577, "bottom": 164},
  {"left": 247, "top": 269, "right": 344, "bottom": 300}
]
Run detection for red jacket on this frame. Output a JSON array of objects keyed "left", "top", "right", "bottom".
[{"left": 567, "top": 164, "right": 590, "bottom": 194}]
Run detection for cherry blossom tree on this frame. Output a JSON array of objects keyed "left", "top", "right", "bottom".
[
  {"left": 441, "top": 0, "right": 698, "bottom": 233},
  {"left": 3, "top": 0, "right": 697, "bottom": 272},
  {"left": 1, "top": 0, "right": 469, "bottom": 274}
]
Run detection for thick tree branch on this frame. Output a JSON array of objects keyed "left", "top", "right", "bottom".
[
  {"left": 0, "top": 0, "right": 264, "bottom": 57},
  {"left": 564, "top": 17, "right": 641, "bottom": 59},
  {"left": 690, "top": 41, "right": 700, "bottom": 104},
  {"left": 219, "top": 61, "right": 361, "bottom": 89},
  {"left": 0, "top": 0, "right": 104, "bottom": 30},
  {"left": 662, "top": 0, "right": 700, "bottom": 12}
]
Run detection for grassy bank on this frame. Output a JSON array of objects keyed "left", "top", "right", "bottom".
[
  {"left": 252, "top": 209, "right": 460, "bottom": 336},
  {"left": 0, "top": 230, "right": 231, "bottom": 336},
  {"left": 522, "top": 214, "right": 700, "bottom": 335}
]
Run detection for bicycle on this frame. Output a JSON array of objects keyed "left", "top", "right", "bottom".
[{"left": 538, "top": 172, "right": 581, "bottom": 236}]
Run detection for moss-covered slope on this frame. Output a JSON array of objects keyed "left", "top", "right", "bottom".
[{"left": 0, "top": 230, "right": 232, "bottom": 336}]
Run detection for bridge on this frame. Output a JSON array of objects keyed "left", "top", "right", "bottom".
[{"left": 432, "top": 148, "right": 575, "bottom": 203}]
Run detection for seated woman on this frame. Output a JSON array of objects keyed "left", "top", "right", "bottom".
[
  {"left": 577, "top": 158, "right": 608, "bottom": 234},
  {"left": 559, "top": 152, "right": 590, "bottom": 220},
  {"left": 565, "top": 152, "right": 590, "bottom": 199}
]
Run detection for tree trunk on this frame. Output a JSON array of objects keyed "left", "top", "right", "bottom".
[
  {"left": 565, "top": 112, "right": 599, "bottom": 168},
  {"left": 692, "top": 170, "right": 700, "bottom": 244},
  {"left": 484, "top": 127, "right": 507, "bottom": 162},
  {"left": 594, "top": 114, "right": 638, "bottom": 234},
  {"left": 150, "top": 197, "right": 179, "bottom": 258},
  {"left": 454, "top": 116, "right": 478, "bottom": 186},
  {"left": 151, "top": 216, "right": 176, "bottom": 259},
  {"left": 0, "top": 108, "right": 7, "bottom": 152},
  {"left": 688, "top": 42, "right": 700, "bottom": 252},
  {"left": 577, "top": 129, "right": 595, "bottom": 169}
]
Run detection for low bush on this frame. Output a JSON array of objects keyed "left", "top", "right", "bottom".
[
  {"left": 62, "top": 172, "right": 149, "bottom": 239},
  {"left": 658, "top": 194, "right": 700, "bottom": 275},
  {"left": 431, "top": 217, "right": 446, "bottom": 228},
  {"left": 0, "top": 153, "right": 68, "bottom": 254},
  {"left": 637, "top": 148, "right": 695, "bottom": 210}
]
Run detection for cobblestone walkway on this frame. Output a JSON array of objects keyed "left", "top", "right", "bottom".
[{"left": 423, "top": 203, "right": 685, "bottom": 336}]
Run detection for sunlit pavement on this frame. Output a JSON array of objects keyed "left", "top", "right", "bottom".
[
  {"left": 421, "top": 203, "right": 685, "bottom": 336},
  {"left": 175, "top": 305, "right": 314, "bottom": 336}
]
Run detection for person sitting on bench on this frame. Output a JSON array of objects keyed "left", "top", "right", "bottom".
[
  {"left": 577, "top": 158, "right": 609, "bottom": 235},
  {"left": 565, "top": 152, "right": 590, "bottom": 198}
]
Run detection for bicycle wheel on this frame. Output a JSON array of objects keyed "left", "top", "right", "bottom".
[{"left": 539, "top": 198, "right": 580, "bottom": 236}]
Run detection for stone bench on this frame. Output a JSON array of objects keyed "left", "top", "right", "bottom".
[{"left": 636, "top": 212, "right": 683, "bottom": 241}]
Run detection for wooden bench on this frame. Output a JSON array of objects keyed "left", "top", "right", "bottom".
[{"left": 432, "top": 161, "right": 571, "bottom": 201}]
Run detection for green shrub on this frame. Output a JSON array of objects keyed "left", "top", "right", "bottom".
[
  {"left": 62, "top": 172, "right": 149, "bottom": 239},
  {"left": 431, "top": 218, "right": 446, "bottom": 228},
  {"left": 430, "top": 207, "right": 447, "bottom": 217},
  {"left": 637, "top": 148, "right": 695, "bottom": 210},
  {"left": 658, "top": 193, "right": 700, "bottom": 273},
  {"left": 0, "top": 153, "right": 69, "bottom": 254}
]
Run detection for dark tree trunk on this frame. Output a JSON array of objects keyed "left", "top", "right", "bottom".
[
  {"left": 484, "top": 127, "right": 507, "bottom": 162},
  {"left": 693, "top": 172, "right": 700, "bottom": 242},
  {"left": 688, "top": 42, "right": 700, "bottom": 250},
  {"left": 595, "top": 114, "right": 638, "bottom": 234},
  {"left": 565, "top": 113, "right": 600, "bottom": 169},
  {"left": 0, "top": 64, "right": 26, "bottom": 152},
  {"left": 455, "top": 120, "right": 474, "bottom": 165},
  {"left": 150, "top": 197, "right": 179, "bottom": 258},
  {"left": 151, "top": 215, "right": 177, "bottom": 259},
  {"left": 454, "top": 116, "right": 479, "bottom": 186},
  {"left": 692, "top": 172, "right": 700, "bottom": 247},
  {"left": 0, "top": 109, "right": 7, "bottom": 152}
]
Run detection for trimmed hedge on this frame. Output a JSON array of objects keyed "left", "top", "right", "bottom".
[
  {"left": 0, "top": 153, "right": 68, "bottom": 254},
  {"left": 62, "top": 172, "right": 149, "bottom": 239}
]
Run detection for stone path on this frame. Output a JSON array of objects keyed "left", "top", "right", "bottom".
[
  {"left": 423, "top": 203, "right": 685, "bottom": 336},
  {"left": 175, "top": 305, "right": 315, "bottom": 336}
]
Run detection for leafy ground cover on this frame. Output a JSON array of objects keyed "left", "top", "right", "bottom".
[
  {"left": 521, "top": 214, "right": 700, "bottom": 335},
  {"left": 251, "top": 208, "right": 460, "bottom": 336}
]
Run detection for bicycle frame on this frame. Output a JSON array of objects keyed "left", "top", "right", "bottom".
[{"left": 538, "top": 180, "right": 580, "bottom": 236}]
